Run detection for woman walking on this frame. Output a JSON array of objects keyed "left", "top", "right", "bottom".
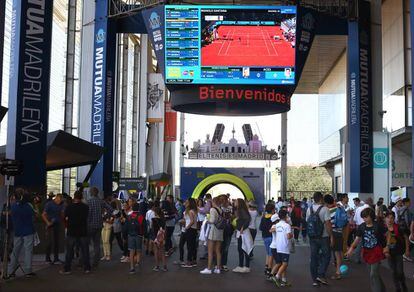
[
  {"left": 181, "top": 198, "right": 198, "bottom": 268},
  {"left": 151, "top": 207, "right": 167, "bottom": 272},
  {"left": 200, "top": 197, "right": 224, "bottom": 274}
]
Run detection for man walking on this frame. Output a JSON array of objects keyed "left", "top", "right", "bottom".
[
  {"left": 306, "top": 192, "right": 333, "bottom": 287},
  {"left": 42, "top": 193, "right": 65, "bottom": 264},
  {"left": 87, "top": 187, "right": 113, "bottom": 268},
  {"left": 8, "top": 189, "right": 36, "bottom": 277},
  {"left": 60, "top": 191, "right": 91, "bottom": 275}
]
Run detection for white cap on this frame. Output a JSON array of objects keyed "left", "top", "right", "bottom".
[
  {"left": 271, "top": 213, "right": 280, "bottom": 223},
  {"left": 391, "top": 194, "right": 402, "bottom": 204}
]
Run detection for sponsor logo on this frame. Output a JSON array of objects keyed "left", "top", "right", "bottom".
[
  {"left": 96, "top": 28, "right": 105, "bottom": 44},
  {"left": 149, "top": 12, "right": 161, "bottom": 29}
]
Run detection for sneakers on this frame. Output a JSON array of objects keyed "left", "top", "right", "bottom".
[
  {"left": 316, "top": 277, "right": 328, "bottom": 285},
  {"left": 162, "top": 266, "right": 168, "bottom": 272},
  {"left": 403, "top": 254, "right": 413, "bottom": 262},
  {"left": 121, "top": 257, "right": 130, "bottom": 263},
  {"left": 191, "top": 262, "right": 198, "bottom": 267},
  {"left": 181, "top": 263, "right": 193, "bottom": 268},
  {"left": 120, "top": 256, "right": 126, "bottom": 261},
  {"left": 242, "top": 267, "right": 250, "bottom": 273},
  {"left": 200, "top": 268, "right": 212, "bottom": 274},
  {"left": 25, "top": 272, "right": 37, "bottom": 278},
  {"left": 232, "top": 266, "right": 245, "bottom": 273},
  {"left": 213, "top": 268, "right": 221, "bottom": 274},
  {"left": 59, "top": 270, "right": 71, "bottom": 276},
  {"left": 271, "top": 276, "right": 281, "bottom": 287},
  {"left": 129, "top": 269, "right": 136, "bottom": 274},
  {"left": 153, "top": 266, "right": 160, "bottom": 272},
  {"left": 280, "top": 280, "right": 291, "bottom": 287},
  {"left": 312, "top": 282, "right": 320, "bottom": 287},
  {"left": 84, "top": 270, "right": 91, "bottom": 274}
]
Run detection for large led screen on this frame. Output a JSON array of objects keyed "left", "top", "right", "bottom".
[{"left": 165, "top": 5, "right": 297, "bottom": 85}]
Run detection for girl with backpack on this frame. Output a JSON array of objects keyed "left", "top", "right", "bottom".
[
  {"left": 232, "top": 198, "right": 252, "bottom": 273},
  {"left": 383, "top": 211, "right": 409, "bottom": 292},
  {"left": 151, "top": 207, "right": 167, "bottom": 272},
  {"left": 200, "top": 197, "right": 224, "bottom": 275},
  {"left": 346, "top": 208, "right": 387, "bottom": 292}
]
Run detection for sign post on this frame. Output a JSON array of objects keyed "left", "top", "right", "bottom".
[
  {"left": 6, "top": 0, "right": 54, "bottom": 192},
  {"left": 90, "top": 0, "right": 117, "bottom": 195}
]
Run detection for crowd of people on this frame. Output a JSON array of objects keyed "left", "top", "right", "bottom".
[{"left": 1, "top": 188, "right": 413, "bottom": 292}]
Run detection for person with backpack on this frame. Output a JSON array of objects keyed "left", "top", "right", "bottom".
[
  {"left": 260, "top": 203, "right": 276, "bottom": 278},
  {"left": 326, "top": 194, "right": 347, "bottom": 280},
  {"left": 306, "top": 192, "right": 333, "bottom": 287},
  {"left": 397, "top": 198, "right": 412, "bottom": 262},
  {"left": 346, "top": 207, "right": 387, "bottom": 292},
  {"left": 383, "top": 211, "right": 409, "bottom": 292},
  {"left": 232, "top": 198, "right": 252, "bottom": 273},
  {"left": 151, "top": 207, "right": 167, "bottom": 272},
  {"left": 200, "top": 197, "right": 224, "bottom": 275},
  {"left": 126, "top": 203, "right": 147, "bottom": 274}
]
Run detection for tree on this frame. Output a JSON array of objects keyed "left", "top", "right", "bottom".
[{"left": 287, "top": 165, "right": 331, "bottom": 192}]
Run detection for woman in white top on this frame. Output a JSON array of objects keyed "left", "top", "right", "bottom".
[
  {"left": 200, "top": 197, "right": 224, "bottom": 275},
  {"left": 181, "top": 198, "right": 198, "bottom": 268},
  {"left": 248, "top": 201, "right": 259, "bottom": 251}
]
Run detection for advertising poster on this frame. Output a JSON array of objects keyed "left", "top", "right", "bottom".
[
  {"left": 147, "top": 73, "right": 165, "bottom": 123},
  {"left": 164, "top": 102, "right": 177, "bottom": 141}
]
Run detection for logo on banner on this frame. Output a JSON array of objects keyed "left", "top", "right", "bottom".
[
  {"left": 147, "top": 74, "right": 165, "bottom": 123},
  {"left": 96, "top": 29, "right": 105, "bottom": 44},
  {"left": 149, "top": 12, "right": 161, "bottom": 29},
  {"left": 373, "top": 148, "right": 388, "bottom": 168}
]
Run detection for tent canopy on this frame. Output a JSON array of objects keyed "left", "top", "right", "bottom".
[{"left": 0, "top": 130, "right": 104, "bottom": 171}]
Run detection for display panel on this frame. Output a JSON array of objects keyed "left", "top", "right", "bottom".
[{"left": 165, "top": 5, "right": 296, "bottom": 85}]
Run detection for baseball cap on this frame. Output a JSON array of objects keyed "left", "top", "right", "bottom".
[{"left": 271, "top": 213, "right": 280, "bottom": 223}]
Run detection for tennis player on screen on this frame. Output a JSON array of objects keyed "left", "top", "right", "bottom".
[{"left": 213, "top": 26, "right": 219, "bottom": 41}]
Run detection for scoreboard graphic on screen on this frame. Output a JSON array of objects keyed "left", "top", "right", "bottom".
[{"left": 165, "top": 5, "right": 297, "bottom": 85}]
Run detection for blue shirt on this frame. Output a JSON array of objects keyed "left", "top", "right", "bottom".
[
  {"left": 11, "top": 202, "right": 35, "bottom": 237},
  {"left": 44, "top": 200, "right": 64, "bottom": 224}
]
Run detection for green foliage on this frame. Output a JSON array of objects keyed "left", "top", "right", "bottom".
[{"left": 287, "top": 165, "right": 331, "bottom": 192}]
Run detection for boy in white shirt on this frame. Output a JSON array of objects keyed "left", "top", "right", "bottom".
[{"left": 269, "top": 210, "right": 293, "bottom": 287}]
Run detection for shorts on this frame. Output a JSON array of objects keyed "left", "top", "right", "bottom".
[
  {"left": 332, "top": 231, "right": 343, "bottom": 252},
  {"left": 128, "top": 235, "right": 143, "bottom": 251},
  {"left": 263, "top": 237, "right": 272, "bottom": 256},
  {"left": 271, "top": 249, "right": 289, "bottom": 264}
]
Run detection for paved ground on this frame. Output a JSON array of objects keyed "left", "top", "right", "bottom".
[{"left": 1, "top": 235, "right": 414, "bottom": 292}]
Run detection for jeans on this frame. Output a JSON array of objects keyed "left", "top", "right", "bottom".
[
  {"left": 122, "top": 231, "right": 128, "bottom": 257},
  {"left": 64, "top": 236, "right": 90, "bottom": 272},
  {"left": 110, "top": 231, "right": 124, "bottom": 253},
  {"left": 388, "top": 255, "right": 407, "bottom": 292},
  {"left": 179, "top": 231, "right": 187, "bottom": 262},
  {"left": 88, "top": 227, "right": 102, "bottom": 267},
  {"left": 45, "top": 223, "right": 61, "bottom": 261},
  {"left": 186, "top": 228, "right": 197, "bottom": 262},
  {"left": 165, "top": 226, "right": 175, "bottom": 252},
  {"left": 368, "top": 262, "right": 386, "bottom": 292},
  {"left": 237, "top": 236, "right": 250, "bottom": 268},
  {"left": 249, "top": 228, "right": 257, "bottom": 256},
  {"left": 309, "top": 237, "right": 331, "bottom": 281},
  {"left": 221, "top": 232, "right": 233, "bottom": 266},
  {"left": 9, "top": 234, "right": 34, "bottom": 274},
  {"left": 101, "top": 223, "right": 112, "bottom": 257}
]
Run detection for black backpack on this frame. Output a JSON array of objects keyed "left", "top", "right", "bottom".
[
  {"left": 306, "top": 205, "right": 324, "bottom": 238},
  {"left": 213, "top": 207, "right": 226, "bottom": 230}
]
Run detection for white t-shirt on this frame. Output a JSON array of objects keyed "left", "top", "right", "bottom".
[
  {"left": 274, "top": 220, "right": 292, "bottom": 254},
  {"left": 145, "top": 209, "right": 155, "bottom": 229},
  {"left": 353, "top": 204, "right": 370, "bottom": 226},
  {"left": 391, "top": 206, "right": 400, "bottom": 224},
  {"left": 270, "top": 224, "right": 278, "bottom": 249},
  {"left": 248, "top": 210, "right": 259, "bottom": 229}
]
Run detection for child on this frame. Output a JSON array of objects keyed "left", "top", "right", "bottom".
[
  {"left": 126, "top": 203, "right": 147, "bottom": 274},
  {"left": 269, "top": 210, "right": 293, "bottom": 287},
  {"left": 259, "top": 203, "right": 275, "bottom": 277},
  {"left": 346, "top": 208, "right": 386, "bottom": 292},
  {"left": 383, "top": 211, "right": 409, "bottom": 292}
]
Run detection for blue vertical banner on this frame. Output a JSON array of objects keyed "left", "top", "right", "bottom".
[
  {"left": 0, "top": 0, "right": 6, "bottom": 103},
  {"left": 6, "top": 0, "right": 54, "bottom": 192},
  {"left": 142, "top": 5, "right": 165, "bottom": 76},
  {"left": 90, "top": 0, "right": 116, "bottom": 195},
  {"left": 347, "top": 0, "right": 373, "bottom": 193}
]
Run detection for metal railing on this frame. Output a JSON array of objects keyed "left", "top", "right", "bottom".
[{"left": 109, "top": 0, "right": 353, "bottom": 19}]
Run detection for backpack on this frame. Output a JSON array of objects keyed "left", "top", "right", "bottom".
[
  {"left": 398, "top": 209, "right": 409, "bottom": 232},
  {"left": 307, "top": 205, "right": 324, "bottom": 238},
  {"left": 334, "top": 206, "right": 348, "bottom": 228},
  {"left": 128, "top": 213, "right": 145, "bottom": 236},
  {"left": 213, "top": 207, "right": 226, "bottom": 230}
]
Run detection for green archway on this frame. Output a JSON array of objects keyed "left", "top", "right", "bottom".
[{"left": 191, "top": 173, "right": 254, "bottom": 201}]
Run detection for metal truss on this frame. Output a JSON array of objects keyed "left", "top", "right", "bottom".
[{"left": 109, "top": 0, "right": 165, "bottom": 18}]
